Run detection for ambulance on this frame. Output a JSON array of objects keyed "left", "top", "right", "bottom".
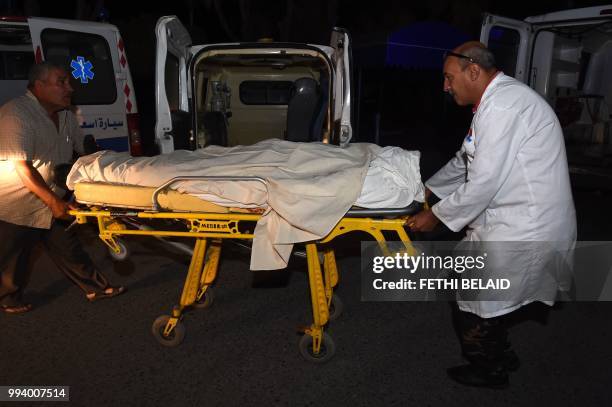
[
  {"left": 0, "top": 16, "right": 141, "bottom": 154},
  {"left": 481, "top": 5, "right": 612, "bottom": 186},
  {"left": 154, "top": 15, "right": 352, "bottom": 153}
]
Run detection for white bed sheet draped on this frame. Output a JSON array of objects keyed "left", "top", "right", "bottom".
[{"left": 67, "top": 140, "right": 424, "bottom": 269}]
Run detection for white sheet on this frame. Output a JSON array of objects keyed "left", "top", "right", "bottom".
[{"left": 67, "top": 140, "right": 424, "bottom": 269}]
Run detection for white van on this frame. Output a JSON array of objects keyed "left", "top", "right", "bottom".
[
  {"left": 0, "top": 16, "right": 142, "bottom": 154},
  {"left": 480, "top": 5, "right": 612, "bottom": 186},
  {"left": 154, "top": 16, "right": 352, "bottom": 154}
]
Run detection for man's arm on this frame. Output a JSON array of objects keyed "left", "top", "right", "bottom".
[
  {"left": 408, "top": 149, "right": 466, "bottom": 232},
  {"left": 425, "top": 149, "right": 467, "bottom": 199},
  {"left": 13, "top": 160, "right": 75, "bottom": 219},
  {"left": 431, "top": 105, "right": 525, "bottom": 232}
]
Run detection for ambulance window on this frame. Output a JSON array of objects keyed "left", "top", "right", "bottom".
[
  {"left": 239, "top": 81, "right": 293, "bottom": 105},
  {"left": 165, "top": 54, "right": 180, "bottom": 111},
  {"left": 488, "top": 26, "right": 520, "bottom": 77},
  {"left": 0, "top": 51, "right": 34, "bottom": 80},
  {"left": 41, "top": 29, "right": 116, "bottom": 105}
]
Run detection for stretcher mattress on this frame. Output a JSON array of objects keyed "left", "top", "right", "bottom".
[{"left": 74, "top": 182, "right": 231, "bottom": 212}]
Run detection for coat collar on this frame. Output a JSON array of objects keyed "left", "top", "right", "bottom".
[{"left": 472, "top": 71, "right": 503, "bottom": 114}]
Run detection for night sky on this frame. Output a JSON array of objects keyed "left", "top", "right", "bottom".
[{"left": 15, "top": 0, "right": 610, "bottom": 82}]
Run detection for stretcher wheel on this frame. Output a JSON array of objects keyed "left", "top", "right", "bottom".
[
  {"left": 108, "top": 239, "right": 129, "bottom": 261},
  {"left": 299, "top": 332, "right": 336, "bottom": 363},
  {"left": 328, "top": 294, "right": 343, "bottom": 321},
  {"left": 151, "top": 315, "right": 185, "bottom": 347},
  {"left": 192, "top": 288, "right": 214, "bottom": 309}
]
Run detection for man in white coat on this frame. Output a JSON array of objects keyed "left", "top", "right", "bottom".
[{"left": 409, "top": 42, "right": 576, "bottom": 388}]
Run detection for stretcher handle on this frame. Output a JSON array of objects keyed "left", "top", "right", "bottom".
[
  {"left": 152, "top": 175, "right": 269, "bottom": 211},
  {"left": 346, "top": 201, "right": 423, "bottom": 218}
]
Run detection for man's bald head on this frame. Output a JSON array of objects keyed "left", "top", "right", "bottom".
[{"left": 450, "top": 41, "right": 497, "bottom": 72}]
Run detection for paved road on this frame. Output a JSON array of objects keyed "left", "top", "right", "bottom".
[{"left": 1, "top": 188, "right": 611, "bottom": 406}]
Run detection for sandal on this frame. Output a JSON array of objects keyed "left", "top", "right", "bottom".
[
  {"left": 1, "top": 303, "right": 33, "bottom": 314},
  {"left": 86, "top": 286, "right": 126, "bottom": 302}
]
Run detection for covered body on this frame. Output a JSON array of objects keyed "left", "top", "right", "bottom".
[{"left": 68, "top": 140, "right": 424, "bottom": 269}]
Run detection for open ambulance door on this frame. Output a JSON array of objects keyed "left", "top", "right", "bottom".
[
  {"left": 155, "top": 16, "right": 192, "bottom": 154},
  {"left": 480, "top": 14, "right": 533, "bottom": 84},
  {"left": 330, "top": 28, "right": 352, "bottom": 146}
]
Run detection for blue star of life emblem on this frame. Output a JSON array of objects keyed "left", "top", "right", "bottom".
[{"left": 70, "top": 56, "right": 94, "bottom": 84}]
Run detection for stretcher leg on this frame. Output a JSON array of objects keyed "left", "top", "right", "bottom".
[
  {"left": 194, "top": 238, "right": 222, "bottom": 309},
  {"left": 323, "top": 248, "right": 338, "bottom": 298},
  {"left": 300, "top": 243, "right": 335, "bottom": 362},
  {"left": 152, "top": 238, "right": 208, "bottom": 347},
  {"left": 322, "top": 248, "right": 342, "bottom": 321},
  {"left": 306, "top": 243, "right": 329, "bottom": 328},
  {"left": 178, "top": 238, "right": 208, "bottom": 309},
  {"left": 392, "top": 223, "right": 416, "bottom": 255}
]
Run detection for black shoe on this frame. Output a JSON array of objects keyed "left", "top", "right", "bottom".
[
  {"left": 463, "top": 350, "right": 520, "bottom": 372},
  {"left": 447, "top": 364, "right": 509, "bottom": 389}
]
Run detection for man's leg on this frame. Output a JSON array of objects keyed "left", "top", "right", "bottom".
[
  {"left": 448, "top": 306, "right": 517, "bottom": 388},
  {"left": 0, "top": 220, "right": 42, "bottom": 312},
  {"left": 42, "top": 219, "right": 122, "bottom": 298}
]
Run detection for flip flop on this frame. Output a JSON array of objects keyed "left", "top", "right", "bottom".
[
  {"left": 1, "top": 303, "right": 33, "bottom": 314},
  {"left": 86, "top": 286, "right": 126, "bottom": 302}
]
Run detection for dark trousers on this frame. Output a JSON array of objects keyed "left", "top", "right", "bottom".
[
  {"left": 453, "top": 306, "right": 512, "bottom": 370},
  {"left": 0, "top": 219, "right": 108, "bottom": 306}
]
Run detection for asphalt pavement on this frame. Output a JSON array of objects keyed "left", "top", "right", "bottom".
[{"left": 1, "top": 187, "right": 611, "bottom": 406}]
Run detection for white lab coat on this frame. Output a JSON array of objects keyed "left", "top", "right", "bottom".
[{"left": 426, "top": 73, "right": 577, "bottom": 318}]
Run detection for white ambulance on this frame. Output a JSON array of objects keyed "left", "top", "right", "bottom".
[
  {"left": 0, "top": 16, "right": 142, "bottom": 154},
  {"left": 154, "top": 15, "right": 352, "bottom": 154},
  {"left": 481, "top": 5, "right": 612, "bottom": 186}
]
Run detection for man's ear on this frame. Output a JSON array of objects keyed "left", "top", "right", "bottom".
[
  {"left": 469, "top": 64, "right": 480, "bottom": 81},
  {"left": 32, "top": 79, "right": 42, "bottom": 92}
]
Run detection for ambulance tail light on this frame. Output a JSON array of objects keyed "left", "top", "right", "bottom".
[
  {"left": 0, "top": 16, "right": 28, "bottom": 22},
  {"left": 127, "top": 113, "right": 143, "bottom": 156}
]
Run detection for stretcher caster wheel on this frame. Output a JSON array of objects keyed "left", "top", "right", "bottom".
[
  {"left": 108, "top": 239, "right": 129, "bottom": 261},
  {"left": 299, "top": 332, "right": 336, "bottom": 363},
  {"left": 152, "top": 315, "right": 185, "bottom": 347},
  {"left": 193, "top": 288, "right": 214, "bottom": 309},
  {"left": 328, "top": 294, "right": 343, "bottom": 321}
]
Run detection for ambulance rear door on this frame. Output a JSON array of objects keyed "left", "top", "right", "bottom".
[
  {"left": 480, "top": 14, "right": 533, "bottom": 84},
  {"left": 330, "top": 28, "right": 352, "bottom": 146},
  {"left": 155, "top": 15, "right": 192, "bottom": 154}
]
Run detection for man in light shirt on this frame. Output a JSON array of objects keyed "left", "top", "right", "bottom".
[{"left": 0, "top": 61, "right": 125, "bottom": 314}]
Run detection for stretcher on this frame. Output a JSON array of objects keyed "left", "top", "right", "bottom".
[{"left": 69, "top": 176, "right": 421, "bottom": 363}]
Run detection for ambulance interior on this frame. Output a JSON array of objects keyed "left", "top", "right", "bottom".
[
  {"left": 532, "top": 21, "right": 612, "bottom": 165},
  {"left": 189, "top": 49, "right": 332, "bottom": 148}
]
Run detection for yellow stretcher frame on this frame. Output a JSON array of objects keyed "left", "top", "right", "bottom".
[{"left": 68, "top": 177, "right": 421, "bottom": 363}]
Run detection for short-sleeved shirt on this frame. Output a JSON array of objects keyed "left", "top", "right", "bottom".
[{"left": 0, "top": 91, "right": 84, "bottom": 229}]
